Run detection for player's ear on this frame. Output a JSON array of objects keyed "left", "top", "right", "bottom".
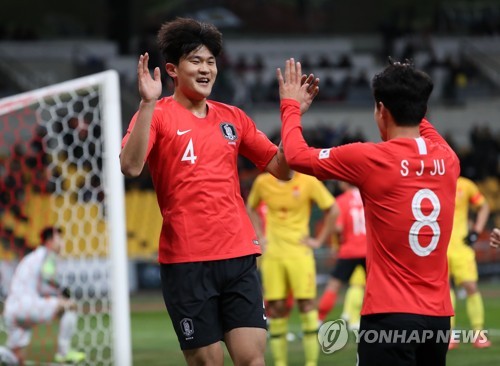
[
  {"left": 378, "top": 102, "right": 392, "bottom": 121},
  {"left": 165, "top": 63, "right": 177, "bottom": 79}
]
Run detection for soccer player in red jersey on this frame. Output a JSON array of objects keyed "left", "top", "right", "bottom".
[
  {"left": 278, "top": 58, "right": 460, "bottom": 366},
  {"left": 316, "top": 181, "right": 367, "bottom": 324},
  {"left": 120, "top": 18, "right": 319, "bottom": 365}
]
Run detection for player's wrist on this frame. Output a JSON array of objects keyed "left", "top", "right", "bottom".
[
  {"left": 465, "top": 230, "right": 479, "bottom": 246},
  {"left": 140, "top": 98, "right": 158, "bottom": 106}
]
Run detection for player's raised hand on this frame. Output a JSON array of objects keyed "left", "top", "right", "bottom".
[
  {"left": 137, "top": 53, "right": 162, "bottom": 103},
  {"left": 299, "top": 73, "right": 320, "bottom": 114},
  {"left": 277, "top": 58, "right": 319, "bottom": 115}
]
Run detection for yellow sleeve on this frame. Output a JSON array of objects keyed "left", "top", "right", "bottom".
[
  {"left": 247, "top": 175, "right": 263, "bottom": 209},
  {"left": 311, "top": 178, "right": 335, "bottom": 210},
  {"left": 466, "top": 178, "right": 485, "bottom": 209}
]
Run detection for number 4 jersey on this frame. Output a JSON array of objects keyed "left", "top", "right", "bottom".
[
  {"left": 281, "top": 99, "right": 460, "bottom": 317},
  {"left": 122, "top": 97, "right": 278, "bottom": 264}
]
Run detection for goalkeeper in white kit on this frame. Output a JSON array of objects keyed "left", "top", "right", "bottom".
[{"left": 0, "top": 227, "right": 85, "bottom": 365}]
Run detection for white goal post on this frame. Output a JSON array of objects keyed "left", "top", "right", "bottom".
[{"left": 0, "top": 70, "right": 131, "bottom": 366}]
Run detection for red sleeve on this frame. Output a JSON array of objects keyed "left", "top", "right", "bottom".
[
  {"left": 121, "top": 110, "right": 159, "bottom": 162},
  {"left": 419, "top": 118, "right": 449, "bottom": 147},
  {"left": 280, "top": 99, "right": 319, "bottom": 176},
  {"left": 280, "top": 99, "right": 373, "bottom": 185},
  {"left": 420, "top": 118, "right": 460, "bottom": 174},
  {"left": 239, "top": 110, "right": 278, "bottom": 171}
]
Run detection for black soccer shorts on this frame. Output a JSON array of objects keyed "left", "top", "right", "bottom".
[
  {"left": 357, "top": 313, "right": 450, "bottom": 366},
  {"left": 330, "top": 257, "right": 366, "bottom": 283},
  {"left": 160, "top": 254, "right": 267, "bottom": 350}
]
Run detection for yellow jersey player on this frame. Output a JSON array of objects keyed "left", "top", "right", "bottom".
[
  {"left": 247, "top": 171, "right": 338, "bottom": 366},
  {"left": 448, "top": 176, "right": 490, "bottom": 349}
]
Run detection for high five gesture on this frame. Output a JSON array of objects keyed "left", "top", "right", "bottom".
[{"left": 277, "top": 58, "right": 319, "bottom": 115}]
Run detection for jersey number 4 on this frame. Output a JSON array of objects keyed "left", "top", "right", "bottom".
[
  {"left": 409, "top": 188, "right": 441, "bottom": 257},
  {"left": 181, "top": 139, "right": 197, "bottom": 164}
]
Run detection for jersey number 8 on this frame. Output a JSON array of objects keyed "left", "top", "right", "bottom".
[{"left": 409, "top": 188, "right": 441, "bottom": 257}]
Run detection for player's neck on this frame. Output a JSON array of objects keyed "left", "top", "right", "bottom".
[
  {"left": 172, "top": 92, "right": 208, "bottom": 118},
  {"left": 387, "top": 125, "right": 420, "bottom": 140}
]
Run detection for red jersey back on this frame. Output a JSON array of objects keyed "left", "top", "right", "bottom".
[
  {"left": 281, "top": 100, "right": 459, "bottom": 317},
  {"left": 123, "top": 97, "right": 277, "bottom": 263},
  {"left": 336, "top": 188, "right": 367, "bottom": 259}
]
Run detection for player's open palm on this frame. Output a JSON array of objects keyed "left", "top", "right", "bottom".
[
  {"left": 277, "top": 58, "right": 319, "bottom": 115},
  {"left": 137, "top": 52, "right": 162, "bottom": 103}
]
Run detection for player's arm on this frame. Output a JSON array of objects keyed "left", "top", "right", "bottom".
[
  {"left": 120, "top": 53, "right": 162, "bottom": 177},
  {"left": 303, "top": 202, "right": 340, "bottom": 249},
  {"left": 264, "top": 70, "right": 318, "bottom": 180},
  {"left": 38, "top": 255, "right": 63, "bottom": 297},
  {"left": 490, "top": 228, "right": 500, "bottom": 248},
  {"left": 263, "top": 141, "right": 292, "bottom": 180},
  {"left": 246, "top": 180, "right": 268, "bottom": 250},
  {"left": 277, "top": 59, "right": 320, "bottom": 176},
  {"left": 419, "top": 118, "right": 454, "bottom": 148},
  {"left": 466, "top": 200, "right": 490, "bottom": 245},
  {"left": 246, "top": 202, "right": 267, "bottom": 250}
]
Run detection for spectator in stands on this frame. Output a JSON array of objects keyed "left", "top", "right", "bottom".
[
  {"left": 120, "top": 18, "right": 319, "bottom": 365},
  {"left": 253, "top": 54, "right": 265, "bottom": 72},
  {"left": 0, "top": 227, "right": 85, "bottom": 365},
  {"left": 336, "top": 53, "right": 353, "bottom": 69},
  {"left": 249, "top": 72, "right": 269, "bottom": 104},
  {"left": 353, "top": 70, "right": 370, "bottom": 88},
  {"left": 299, "top": 54, "right": 313, "bottom": 72},
  {"left": 234, "top": 54, "right": 250, "bottom": 74},
  {"left": 318, "top": 54, "right": 333, "bottom": 68},
  {"left": 317, "top": 75, "right": 337, "bottom": 102}
]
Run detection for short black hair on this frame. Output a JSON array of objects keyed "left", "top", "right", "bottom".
[
  {"left": 157, "top": 17, "right": 223, "bottom": 65},
  {"left": 372, "top": 58, "right": 433, "bottom": 126},
  {"left": 40, "top": 226, "right": 63, "bottom": 244}
]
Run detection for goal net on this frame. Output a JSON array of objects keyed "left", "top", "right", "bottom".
[{"left": 0, "top": 71, "right": 130, "bottom": 365}]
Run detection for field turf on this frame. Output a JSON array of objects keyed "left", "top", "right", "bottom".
[
  {"left": 1, "top": 283, "right": 499, "bottom": 365},
  {"left": 131, "top": 283, "right": 500, "bottom": 365}
]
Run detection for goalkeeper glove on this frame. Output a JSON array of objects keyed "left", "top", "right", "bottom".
[
  {"left": 61, "top": 287, "right": 71, "bottom": 299},
  {"left": 465, "top": 231, "right": 479, "bottom": 246}
]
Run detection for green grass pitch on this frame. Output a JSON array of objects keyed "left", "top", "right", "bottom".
[
  {"left": 1, "top": 283, "right": 499, "bottom": 365},
  {"left": 131, "top": 283, "right": 500, "bottom": 365}
]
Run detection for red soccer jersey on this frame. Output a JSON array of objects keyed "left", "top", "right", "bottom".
[
  {"left": 336, "top": 188, "right": 367, "bottom": 259},
  {"left": 122, "top": 97, "right": 277, "bottom": 264},
  {"left": 281, "top": 99, "right": 459, "bottom": 317}
]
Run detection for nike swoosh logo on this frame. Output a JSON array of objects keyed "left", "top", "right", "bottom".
[{"left": 177, "top": 129, "right": 191, "bottom": 136}]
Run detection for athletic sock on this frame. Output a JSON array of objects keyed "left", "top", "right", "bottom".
[
  {"left": 343, "top": 285, "right": 364, "bottom": 328},
  {"left": 318, "top": 289, "right": 337, "bottom": 322},
  {"left": 466, "top": 292, "right": 485, "bottom": 330},
  {"left": 269, "top": 317, "right": 288, "bottom": 366},
  {"left": 300, "top": 310, "right": 319, "bottom": 366},
  {"left": 450, "top": 289, "right": 456, "bottom": 329},
  {"left": 57, "top": 310, "right": 77, "bottom": 356}
]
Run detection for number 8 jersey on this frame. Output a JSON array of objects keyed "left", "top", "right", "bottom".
[
  {"left": 122, "top": 97, "right": 278, "bottom": 264},
  {"left": 281, "top": 99, "right": 460, "bottom": 317}
]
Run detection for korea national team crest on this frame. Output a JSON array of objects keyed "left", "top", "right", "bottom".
[
  {"left": 220, "top": 122, "right": 238, "bottom": 141},
  {"left": 180, "top": 318, "right": 194, "bottom": 338}
]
